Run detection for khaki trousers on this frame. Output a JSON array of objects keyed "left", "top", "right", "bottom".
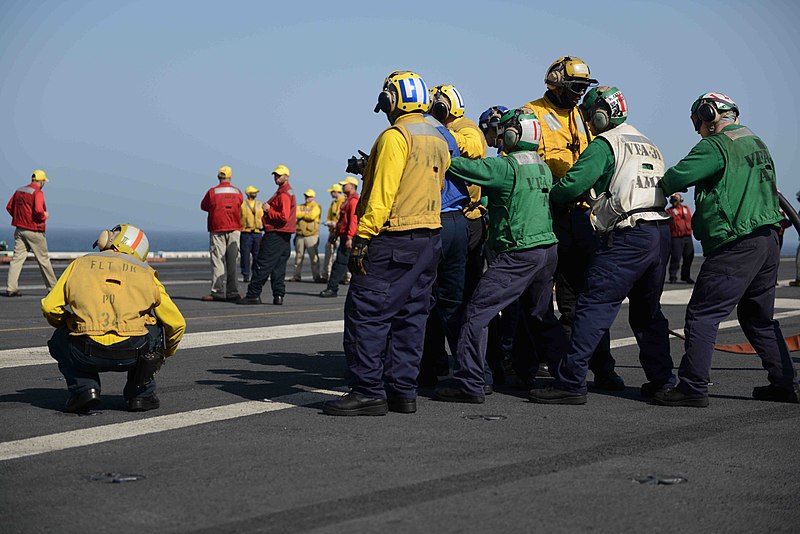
[
  {"left": 210, "top": 231, "right": 240, "bottom": 298},
  {"left": 6, "top": 228, "right": 58, "bottom": 293},
  {"left": 324, "top": 235, "right": 339, "bottom": 279},
  {"left": 294, "top": 234, "right": 320, "bottom": 280}
]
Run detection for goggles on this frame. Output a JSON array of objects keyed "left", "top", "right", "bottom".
[{"left": 563, "top": 79, "right": 593, "bottom": 96}]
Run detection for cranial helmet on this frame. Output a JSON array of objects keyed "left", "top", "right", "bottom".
[
  {"left": 479, "top": 105, "right": 509, "bottom": 132},
  {"left": 374, "top": 70, "right": 430, "bottom": 115},
  {"left": 690, "top": 92, "right": 739, "bottom": 132},
  {"left": 498, "top": 109, "right": 542, "bottom": 152},
  {"left": 94, "top": 224, "right": 150, "bottom": 262},
  {"left": 429, "top": 84, "right": 465, "bottom": 122},
  {"left": 580, "top": 86, "right": 628, "bottom": 131},
  {"left": 545, "top": 56, "right": 598, "bottom": 94}
]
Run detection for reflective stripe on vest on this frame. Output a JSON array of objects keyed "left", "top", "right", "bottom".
[{"left": 214, "top": 186, "right": 240, "bottom": 195}]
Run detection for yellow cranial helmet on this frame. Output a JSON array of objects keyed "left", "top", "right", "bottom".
[
  {"left": 374, "top": 70, "right": 430, "bottom": 114},
  {"left": 430, "top": 84, "right": 465, "bottom": 121},
  {"left": 94, "top": 224, "right": 150, "bottom": 262},
  {"left": 545, "top": 56, "right": 599, "bottom": 94}
]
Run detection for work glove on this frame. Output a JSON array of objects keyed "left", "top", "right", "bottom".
[{"left": 348, "top": 236, "right": 370, "bottom": 276}]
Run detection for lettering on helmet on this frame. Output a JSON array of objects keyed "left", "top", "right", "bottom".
[{"left": 399, "top": 78, "right": 427, "bottom": 104}]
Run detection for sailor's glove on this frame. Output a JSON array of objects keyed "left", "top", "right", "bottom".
[{"left": 348, "top": 236, "right": 370, "bottom": 276}]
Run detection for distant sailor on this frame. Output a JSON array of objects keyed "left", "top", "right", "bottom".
[
  {"left": 200, "top": 165, "right": 243, "bottom": 302},
  {"left": 239, "top": 185, "right": 264, "bottom": 283},
  {"left": 5, "top": 169, "right": 58, "bottom": 297},
  {"left": 41, "top": 224, "right": 186, "bottom": 413}
]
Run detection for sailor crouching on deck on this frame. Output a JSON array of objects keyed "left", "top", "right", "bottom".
[{"left": 41, "top": 224, "right": 186, "bottom": 413}]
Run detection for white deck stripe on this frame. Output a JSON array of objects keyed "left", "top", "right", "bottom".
[
  {"left": 3, "top": 311, "right": 800, "bottom": 462},
  {"left": 0, "top": 320, "right": 344, "bottom": 370},
  {"left": 5, "top": 307, "right": 800, "bottom": 372},
  {"left": 609, "top": 309, "right": 800, "bottom": 348},
  {"left": 0, "top": 388, "right": 343, "bottom": 462}
]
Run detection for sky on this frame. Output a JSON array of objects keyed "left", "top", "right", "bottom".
[{"left": 1, "top": 0, "right": 799, "bottom": 238}]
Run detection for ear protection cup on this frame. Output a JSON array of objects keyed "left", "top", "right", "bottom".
[
  {"left": 502, "top": 126, "right": 520, "bottom": 150},
  {"left": 94, "top": 224, "right": 122, "bottom": 251},
  {"left": 376, "top": 89, "right": 396, "bottom": 114},
  {"left": 695, "top": 102, "right": 718, "bottom": 123},
  {"left": 95, "top": 229, "right": 114, "bottom": 251},
  {"left": 430, "top": 101, "right": 449, "bottom": 122},
  {"left": 500, "top": 109, "right": 524, "bottom": 150},
  {"left": 591, "top": 108, "right": 610, "bottom": 131},
  {"left": 546, "top": 61, "right": 564, "bottom": 87}
]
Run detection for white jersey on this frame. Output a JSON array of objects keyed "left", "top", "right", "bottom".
[{"left": 589, "top": 123, "right": 670, "bottom": 232}]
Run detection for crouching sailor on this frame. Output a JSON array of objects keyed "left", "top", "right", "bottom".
[{"left": 41, "top": 224, "right": 186, "bottom": 413}]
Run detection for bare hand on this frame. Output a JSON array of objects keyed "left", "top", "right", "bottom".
[{"left": 344, "top": 237, "right": 353, "bottom": 250}]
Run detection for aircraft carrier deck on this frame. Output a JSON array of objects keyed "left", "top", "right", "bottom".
[{"left": 1, "top": 257, "right": 799, "bottom": 532}]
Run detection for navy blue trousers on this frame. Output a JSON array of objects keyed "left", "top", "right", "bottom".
[
  {"left": 240, "top": 231, "right": 262, "bottom": 278},
  {"left": 48, "top": 326, "right": 159, "bottom": 399},
  {"left": 343, "top": 231, "right": 441, "bottom": 399},
  {"left": 552, "top": 208, "right": 617, "bottom": 376},
  {"left": 454, "top": 244, "right": 567, "bottom": 397},
  {"left": 421, "top": 211, "right": 469, "bottom": 378},
  {"left": 555, "top": 223, "right": 676, "bottom": 394},
  {"left": 677, "top": 226, "right": 798, "bottom": 396},
  {"left": 464, "top": 216, "right": 487, "bottom": 300},
  {"left": 668, "top": 235, "right": 694, "bottom": 281},
  {"left": 246, "top": 232, "right": 291, "bottom": 299},
  {"left": 326, "top": 240, "right": 350, "bottom": 293}
]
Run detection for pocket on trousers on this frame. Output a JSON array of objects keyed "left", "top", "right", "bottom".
[
  {"left": 349, "top": 274, "right": 391, "bottom": 311},
  {"left": 391, "top": 248, "right": 419, "bottom": 266}
]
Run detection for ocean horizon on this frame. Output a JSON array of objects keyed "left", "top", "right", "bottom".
[
  {"left": 0, "top": 227, "right": 335, "bottom": 253},
  {"left": 0, "top": 226, "right": 798, "bottom": 256}
]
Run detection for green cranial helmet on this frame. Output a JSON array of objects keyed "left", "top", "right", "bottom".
[
  {"left": 691, "top": 92, "right": 739, "bottom": 116},
  {"left": 690, "top": 92, "right": 739, "bottom": 131},
  {"left": 580, "top": 86, "right": 628, "bottom": 129},
  {"left": 498, "top": 109, "right": 542, "bottom": 152}
]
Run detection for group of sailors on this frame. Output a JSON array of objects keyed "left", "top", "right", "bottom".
[{"left": 11, "top": 55, "right": 798, "bottom": 414}]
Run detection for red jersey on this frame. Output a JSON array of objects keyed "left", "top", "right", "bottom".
[
  {"left": 201, "top": 181, "right": 244, "bottom": 232},
  {"left": 336, "top": 192, "right": 360, "bottom": 240},
  {"left": 7, "top": 181, "right": 47, "bottom": 232},
  {"left": 263, "top": 181, "right": 297, "bottom": 234},
  {"left": 666, "top": 205, "right": 692, "bottom": 238}
]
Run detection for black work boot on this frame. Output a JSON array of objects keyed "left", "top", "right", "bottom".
[
  {"left": 752, "top": 385, "right": 800, "bottom": 404},
  {"left": 127, "top": 394, "right": 160, "bottom": 412},
  {"left": 322, "top": 392, "right": 388, "bottom": 416},
  {"left": 66, "top": 388, "right": 101, "bottom": 413}
]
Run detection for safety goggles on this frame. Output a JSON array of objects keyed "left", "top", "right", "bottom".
[{"left": 563, "top": 80, "right": 591, "bottom": 95}]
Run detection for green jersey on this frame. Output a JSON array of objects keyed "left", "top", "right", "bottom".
[
  {"left": 660, "top": 124, "right": 782, "bottom": 256},
  {"left": 447, "top": 151, "right": 557, "bottom": 254}
]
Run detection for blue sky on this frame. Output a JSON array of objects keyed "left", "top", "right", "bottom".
[{"left": 2, "top": 0, "right": 799, "bottom": 237}]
